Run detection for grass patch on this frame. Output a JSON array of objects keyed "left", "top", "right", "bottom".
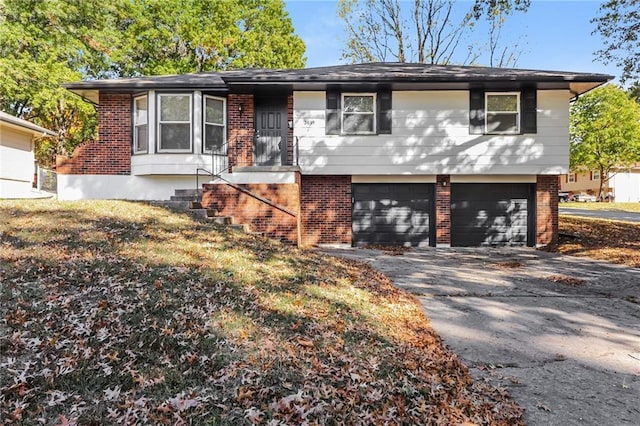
[
  {"left": 561, "top": 201, "right": 640, "bottom": 212},
  {"left": 0, "top": 200, "right": 523, "bottom": 424},
  {"left": 544, "top": 215, "right": 640, "bottom": 268}
]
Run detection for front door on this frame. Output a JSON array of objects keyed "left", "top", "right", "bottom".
[{"left": 254, "top": 96, "right": 288, "bottom": 166}]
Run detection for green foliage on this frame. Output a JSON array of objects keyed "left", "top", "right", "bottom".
[
  {"left": 570, "top": 84, "right": 640, "bottom": 198},
  {"left": 0, "top": 0, "right": 305, "bottom": 166},
  {"left": 0, "top": 0, "right": 113, "bottom": 166},
  {"left": 111, "top": 0, "right": 305, "bottom": 76},
  {"left": 628, "top": 82, "right": 640, "bottom": 103},
  {"left": 592, "top": 0, "right": 640, "bottom": 83}
]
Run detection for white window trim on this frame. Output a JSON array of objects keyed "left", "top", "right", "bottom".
[
  {"left": 133, "top": 94, "right": 148, "bottom": 154},
  {"left": 568, "top": 173, "right": 576, "bottom": 183},
  {"left": 157, "top": 93, "right": 193, "bottom": 153},
  {"left": 341, "top": 92, "right": 376, "bottom": 135},
  {"left": 203, "top": 95, "right": 227, "bottom": 154},
  {"left": 592, "top": 171, "right": 601, "bottom": 180},
  {"left": 485, "top": 92, "right": 520, "bottom": 135}
]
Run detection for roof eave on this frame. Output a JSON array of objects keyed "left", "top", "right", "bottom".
[{"left": 0, "top": 113, "right": 56, "bottom": 137}]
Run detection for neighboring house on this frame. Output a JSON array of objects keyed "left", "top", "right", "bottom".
[
  {"left": 559, "top": 171, "right": 609, "bottom": 196},
  {"left": 59, "top": 63, "right": 611, "bottom": 247},
  {"left": 0, "top": 111, "right": 55, "bottom": 198},
  {"left": 559, "top": 166, "right": 640, "bottom": 202}
]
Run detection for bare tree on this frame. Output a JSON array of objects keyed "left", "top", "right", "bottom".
[{"left": 338, "top": 0, "right": 529, "bottom": 66}]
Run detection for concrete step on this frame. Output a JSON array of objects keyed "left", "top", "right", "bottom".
[
  {"left": 150, "top": 200, "right": 190, "bottom": 210},
  {"left": 209, "top": 216, "right": 233, "bottom": 225},
  {"left": 174, "top": 188, "right": 202, "bottom": 197},
  {"left": 170, "top": 195, "right": 198, "bottom": 202},
  {"left": 229, "top": 223, "right": 250, "bottom": 232},
  {"left": 188, "top": 208, "right": 221, "bottom": 220}
]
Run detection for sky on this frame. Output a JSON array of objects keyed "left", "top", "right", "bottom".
[{"left": 284, "top": 0, "right": 621, "bottom": 80}]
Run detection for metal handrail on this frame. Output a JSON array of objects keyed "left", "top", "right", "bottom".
[{"left": 195, "top": 140, "right": 230, "bottom": 202}]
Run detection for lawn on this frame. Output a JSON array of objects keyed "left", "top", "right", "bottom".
[
  {"left": 560, "top": 201, "right": 640, "bottom": 212},
  {"left": 549, "top": 215, "right": 640, "bottom": 268},
  {"left": 0, "top": 200, "right": 522, "bottom": 425}
]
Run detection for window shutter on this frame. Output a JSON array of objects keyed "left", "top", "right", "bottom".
[
  {"left": 377, "top": 89, "right": 392, "bottom": 134},
  {"left": 520, "top": 87, "right": 537, "bottom": 133},
  {"left": 326, "top": 91, "right": 340, "bottom": 135},
  {"left": 469, "top": 89, "right": 484, "bottom": 135}
]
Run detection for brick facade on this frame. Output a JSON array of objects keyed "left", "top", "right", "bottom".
[
  {"left": 56, "top": 93, "right": 132, "bottom": 175},
  {"left": 202, "top": 181, "right": 300, "bottom": 244},
  {"left": 536, "top": 175, "right": 559, "bottom": 246},
  {"left": 300, "top": 175, "right": 352, "bottom": 246},
  {"left": 435, "top": 175, "right": 451, "bottom": 246},
  {"left": 227, "top": 94, "right": 254, "bottom": 170}
]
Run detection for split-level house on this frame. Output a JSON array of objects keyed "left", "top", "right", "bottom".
[
  {"left": 559, "top": 167, "right": 640, "bottom": 202},
  {"left": 58, "top": 63, "right": 611, "bottom": 247}
]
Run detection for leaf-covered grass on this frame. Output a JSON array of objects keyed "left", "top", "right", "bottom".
[
  {"left": 545, "top": 215, "right": 640, "bottom": 268},
  {"left": 0, "top": 200, "right": 523, "bottom": 425},
  {"left": 561, "top": 201, "right": 640, "bottom": 212}
]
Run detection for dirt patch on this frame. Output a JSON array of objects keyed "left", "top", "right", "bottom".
[
  {"left": 362, "top": 244, "right": 413, "bottom": 256},
  {"left": 544, "top": 216, "right": 640, "bottom": 268},
  {"left": 546, "top": 275, "right": 586, "bottom": 286},
  {"left": 494, "top": 260, "right": 525, "bottom": 269}
]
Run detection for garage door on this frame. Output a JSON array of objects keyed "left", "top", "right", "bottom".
[
  {"left": 352, "top": 183, "right": 434, "bottom": 247},
  {"left": 451, "top": 183, "right": 534, "bottom": 246}
]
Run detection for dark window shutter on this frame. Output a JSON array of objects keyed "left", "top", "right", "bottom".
[
  {"left": 469, "top": 89, "right": 484, "bottom": 135},
  {"left": 326, "top": 91, "right": 340, "bottom": 135},
  {"left": 520, "top": 87, "right": 537, "bottom": 134},
  {"left": 377, "top": 89, "right": 392, "bottom": 134}
]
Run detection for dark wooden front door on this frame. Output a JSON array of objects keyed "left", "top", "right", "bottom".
[{"left": 254, "top": 96, "right": 288, "bottom": 166}]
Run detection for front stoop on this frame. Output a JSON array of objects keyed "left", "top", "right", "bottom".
[{"left": 151, "top": 189, "right": 258, "bottom": 235}]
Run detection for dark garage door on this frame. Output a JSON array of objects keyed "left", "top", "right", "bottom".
[
  {"left": 451, "top": 183, "right": 535, "bottom": 246},
  {"left": 352, "top": 183, "right": 434, "bottom": 247}
]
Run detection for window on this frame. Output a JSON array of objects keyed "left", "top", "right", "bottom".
[
  {"left": 133, "top": 95, "right": 148, "bottom": 153},
  {"left": 469, "top": 88, "right": 536, "bottom": 135},
  {"left": 568, "top": 174, "right": 576, "bottom": 183},
  {"left": 158, "top": 93, "right": 192, "bottom": 152},
  {"left": 592, "top": 171, "right": 601, "bottom": 180},
  {"left": 203, "top": 96, "right": 225, "bottom": 153},
  {"left": 341, "top": 93, "right": 376, "bottom": 134},
  {"left": 485, "top": 92, "right": 520, "bottom": 134}
]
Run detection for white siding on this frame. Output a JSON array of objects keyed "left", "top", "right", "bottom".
[
  {"left": 0, "top": 127, "right": 35, "bottom": 197},
  {"left": 57, "top": 172, "right": 299, "bottom": 200},
  {"left": 58, "top": 175, "right": 197, "bottom": 200},
  {"left": 132, "top": 153, "right": 215, "bottom": 175},
  {"left": 293, "top": 90, "right": 570, "bottom": 175}
]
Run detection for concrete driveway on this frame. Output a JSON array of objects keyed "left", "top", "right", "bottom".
[
  {"left": 559, "top": 207, "right": 640, "bottom": 223},
  {"left": 322, "top": 247, "right": 640, "bottom": 425}
]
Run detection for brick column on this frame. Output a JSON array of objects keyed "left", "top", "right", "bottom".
[
  {"left": 435, "top": 174, "right": 451, "bottom": 247},
  {"left": 536, "top": 175, "right": 559, "bottom": 246},
  {"left": 300, "top": 175, "right": 352, "bottom": 246},
  {"left": 227, "top": 94, "right": 254, "bottom": 171}
]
